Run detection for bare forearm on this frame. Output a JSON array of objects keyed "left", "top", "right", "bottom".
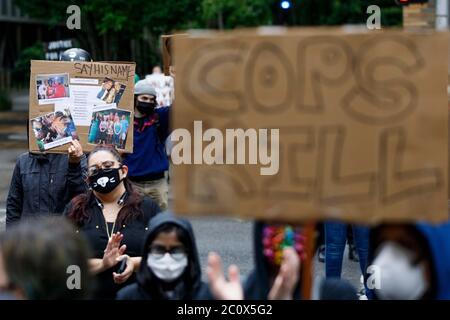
[
  {"left": 129, "top": 257, "right": 142, "bottom": 272},
  {"left": 89, "top": 259, "right": 106, "bottom": 274}
]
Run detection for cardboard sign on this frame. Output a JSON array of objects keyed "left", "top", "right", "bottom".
[
  {"left": 29, "top": 60, "right": 135, "bottom": 153},
  {"left": 161, "top": 34, "right": 188, "bottom": 76},
  {"left": 172, "top": 29, "right": 449, "bottom": 224}
]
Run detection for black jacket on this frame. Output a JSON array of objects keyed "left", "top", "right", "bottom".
[
  {"left": 6, "top": 152, "right": 87, "bottom": 228},
  {"left": 64, "top": 194, "right": 161, "bottom": 300},
  {"left": 244, "top": 222, "right": 301, "bottom": 300},
  {"left": 116, "top": 212, "right": 211, "bottom": 300}
]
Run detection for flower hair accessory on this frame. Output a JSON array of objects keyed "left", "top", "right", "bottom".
[{"left": 262, "top": 224, "right": 306, "bottom": 266}]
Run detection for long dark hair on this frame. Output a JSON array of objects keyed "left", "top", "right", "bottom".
[{"left": 67, "top": 145, "right": 143, "bottom": 226}]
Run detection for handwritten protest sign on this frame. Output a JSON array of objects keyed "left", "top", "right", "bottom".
[
  {"left": 29, "top": 60, "right": 135, "bottom": 153},
  {"left": 172, "top": 29, "right": 449, "bottom": 224}
]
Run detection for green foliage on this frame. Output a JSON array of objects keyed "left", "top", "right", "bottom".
[
  {"left": 201, "top": 0, "right": 273, "bottom": 29},
  {"left": 14, "top": 0, "right": 402, "bottom": 73},
  {"left": 0, "top": 91, "right": 12, "bottom": 111},
  {"left": 293, "top": 0, "right": 401, "bottom": 26},
  {"left": 13, "top": 42, "right": 45, "bottom": 84}
]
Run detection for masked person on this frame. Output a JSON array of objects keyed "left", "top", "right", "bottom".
[
  {"left": 64, "top": 145, "right": 161, "bottom": 299},
  {"left": 117, "top": 212, "right": 210, "bottom": 300},
  {"left": 6, "top": 49, "right": 91, "bottom": 228},
  {"left": 366, "top": 221, "right": 450, "bottom": 300},
  {"left": 207, "top": 222, "right": 303, "bottom": 300},
  {"left": 6, "top": 137, "right": 87, "bottom": 227},
  {"left": 122, "top": 80, "right": 170, "bottom": 210}
]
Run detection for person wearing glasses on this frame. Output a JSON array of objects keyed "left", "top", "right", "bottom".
[
  {"left": 116, "top": 212, "right": 211, "bottom": 300},
  {"left": 64, "top": 145, "right": 161, "bottom": 299}
]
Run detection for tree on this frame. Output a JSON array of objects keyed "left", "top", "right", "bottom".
[
  {"left": 14, "top": 0, "right": 402, "bottom": 76},
  {"left": 290, "top": 0, "right": 401, "bottom": 26},
  {"left": 14, "top": 0, "right": 202, "bottom": 74},
  {"left": 201, "top": 0, "right": 273, "bottom": 29}
]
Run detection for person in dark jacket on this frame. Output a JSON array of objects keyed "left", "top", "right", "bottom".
[
  {"left": 207, "top": 222, "right": 303, "bottom": 300},
  {"left": 64, "top": 145, "right": 161, "bottom": 299},
  {"left": 116, "top": 212, "right": 210, "bottom": 300},
  {"left": 123, "top": 80, "right": 170, "bottom": 210},
  {"left": 366, "top": 221, "right": 450, "bottom": 300},
  {"left": 6, "top": 140, "right": 87, "bottom": 228},
  {"left": 6, "top": 49, "right": 91, "bottom": 228}
]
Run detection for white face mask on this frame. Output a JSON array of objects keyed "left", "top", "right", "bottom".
[
  {"left": 147, "top": 252, "right": 188, "bottom": 282},
  {"left": 372, "top": 241, "right": 428, "bottom": 300}
]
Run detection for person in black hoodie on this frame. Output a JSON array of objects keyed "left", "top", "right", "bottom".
[
  {"left": 116, "top": 212, "right": 210, "bottom": 300},
  {"left": 208, "top": 221, "right": 303, "bottom": 300}
]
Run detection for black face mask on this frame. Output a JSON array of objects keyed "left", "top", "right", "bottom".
[
  {"left": 136, "top": 100, "right": 156, "bottom": 115},
  {"left": 89, "top": 168, "right": 123, "bottom": 194}
]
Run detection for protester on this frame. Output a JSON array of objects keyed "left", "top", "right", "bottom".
[
  {"left": 122, "top": 80, "right": 170, "bottom": 210},
  {"left": 325, "top": 222, "right": 369, "bottom": 284},
  {"left": 207, "top": 222, "right": 303, "bottom": 300},
  {"left": 366, "top": 221, "right": 450, "bottom": 300},
  {"left": 0, "top": 217, "right": 93, "bottom": 299},
  {"left": 117, "top": 212, "right": 210, "bottom": 300},
  {"left": 64, "top": 145, "right": 161, "bottom": 299},
  {"left": 6, "top": 139, "right": 87, "bottom": 227}
]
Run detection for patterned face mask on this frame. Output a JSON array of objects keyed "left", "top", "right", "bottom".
[{"left": 262, "top": 224, "right": 306, "bottom": 267}]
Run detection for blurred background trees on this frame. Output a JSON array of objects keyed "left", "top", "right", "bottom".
[{"left": 10, "top": 0, "right": 402, "bottom": 83}]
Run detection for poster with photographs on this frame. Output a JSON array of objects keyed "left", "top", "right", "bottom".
[
  {"left": 30, "top": 60, "right": 135, "bottom": 153},
  {"left": 96, "top": 77, "right": 127, "bottom": 105},
  {"left": 88, "top": 108, "right": 131, "bottom": 150},
  {"left": 30, "top": 109, "right": 78, "bottom": 151},
  {"left": 36, "top": 73, "right": 70, "bottom": 105}
]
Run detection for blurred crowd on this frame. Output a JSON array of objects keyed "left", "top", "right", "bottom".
[{"left": 2, "top": 49, "right": 450, "bottom": 301}]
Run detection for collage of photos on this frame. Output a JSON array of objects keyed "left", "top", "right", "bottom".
[
  {"left": 31, "top": 108, "right": 78, "bottom": 151},
  {"left": 36, "top": 73, "right": 70, "bottom": 104},
  {"left": 88, "top": 108, "right": 131, "bottom": 150},
  {"left": 96, "top": 77, "right": 127, "bottom": 105}
]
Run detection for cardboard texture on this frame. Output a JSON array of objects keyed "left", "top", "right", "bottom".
[
  {"left": 161, "top": 34, "right": 188, "bottom": 76},
  {"left": 172, "top": 29, "right": 449, "bottom": 224},
  {"left": 29, "top": 60, "right": 135, "bottom": 153}
]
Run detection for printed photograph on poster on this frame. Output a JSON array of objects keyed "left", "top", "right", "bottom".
[
  {"left": 96, "top": 77, "right": 126, "bottom": 105},
  {"left": 88, "top": 108, "right": 131, "bottom": 150},
  {"left": 36, "top": 73, "right": 70, "bottom": 105},
  {"left": 30, "top": 109, "right": 78, "bottom": 151}
]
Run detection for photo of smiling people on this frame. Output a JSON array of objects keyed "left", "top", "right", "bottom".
[
  {"left": 96, "top": 77, "right": 127, "bottom": 105},
  {"left": 31, "top": 109, "right": 79, "bottom": 151},
  {"left": 88, "top": 108, "right": 131, "bottom": 150},
  {"left": 36, "top": 73, "right": 70, "bottom": 105}
]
